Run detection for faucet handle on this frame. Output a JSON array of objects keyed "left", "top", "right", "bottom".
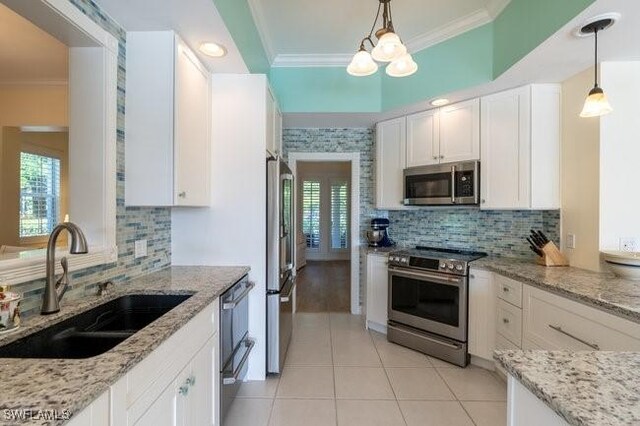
[
  {"left": 56, "top": 257, "right": 69, "bottom": 301},
  {"left": 97, "top": 281, "right": 115, "bottom": 297}
]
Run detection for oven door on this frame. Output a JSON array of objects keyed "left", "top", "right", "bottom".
[{"left": 388, "top": 267, "right": 467, "bottom": 342}]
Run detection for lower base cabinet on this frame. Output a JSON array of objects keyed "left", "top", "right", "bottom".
[
  {"left": 365, "top": 253, "right": 389, "bottom": 333},
  {"left": 507, "top": 376, "right": 568, "bottom": 426}
]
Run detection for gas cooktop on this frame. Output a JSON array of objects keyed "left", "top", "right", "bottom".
[{"left": 388, "top": 246, "right": 487, "bottom": 276}]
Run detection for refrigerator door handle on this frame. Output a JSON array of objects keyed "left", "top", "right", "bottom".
[{"left": 280, "top": 279, "right": 295, "bottom": 303}]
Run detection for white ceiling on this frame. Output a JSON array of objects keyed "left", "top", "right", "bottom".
[
  {"left": 251, "top": 0, "right": 510, "bottom": 64},
  {"left": 94, "top": 0, "right": 248, "bottom": 74},
  {"left": 0, "top": 3, "right": 68, "bottom": 83},
  {"left": 284, "top": 0, "right": 640, "bottom": 127}
]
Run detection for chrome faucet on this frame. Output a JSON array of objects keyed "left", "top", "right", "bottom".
[{"left": 41, "top": 222, "right": 88, "bottom": 315}]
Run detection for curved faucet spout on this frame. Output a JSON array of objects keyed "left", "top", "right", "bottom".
[{"left": 41, "top": 222, "right": 88, "bottom": 315}]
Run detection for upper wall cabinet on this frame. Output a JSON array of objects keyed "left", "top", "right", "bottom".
[
  {"left": 125, "top": 31, "right": 211, "bottom": 207},
  {"left": 376, "top": 117, "right": 407, "bottom": 210},
  {"left": 480, "top": 84, "right": 561, "bottom": 210},
  {"left": 406, "top": 99, "right": 480, "bottom": 168}
]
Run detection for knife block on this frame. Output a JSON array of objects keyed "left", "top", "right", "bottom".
[{"left": 536, "top": 241, "right": 569, "bottom": 267}]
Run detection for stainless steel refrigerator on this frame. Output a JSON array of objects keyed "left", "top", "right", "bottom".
[{"left": 266, "top": 155, "right": 295, "bottom": 374}]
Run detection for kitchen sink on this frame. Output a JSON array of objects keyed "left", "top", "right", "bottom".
[{"left": 0, "top": 294, "right": 192, "bottom": 359}]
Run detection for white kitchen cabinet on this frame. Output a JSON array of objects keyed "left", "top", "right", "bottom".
[
  {"left": 480, "top": 84, "right": 560, "bottom": 210},
  {"left": 468, "top": 268, "right": 496, "bottom": 361},
  {"left": 507, "top": 376, "right": 569, "bottom": 426},
  {"left": 406, "top": 110, "right": 440, "bottom": 167},
  {"left": 365, "top": 253, "right": 389, "bottom": 333},
  {"left": 67, "top": 391, "right": 110, "bottom": 426},
  {"left": 267, "top": 89, "right": 283, "bottom": 156},
  {"left": 376, "top": 117, "right": 407, "bottom": 210},
  {"left": 439, "top": 99, "right": 480, "bottom": 163},
  {"left": 125, "top": 31, "right": 211, "bottom": 207}
]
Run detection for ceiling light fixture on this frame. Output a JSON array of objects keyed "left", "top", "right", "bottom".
[
  {"left": 579, "top": 18, "right": 615, "bottom": 118},
  {"left": 347, "top": 0, "right": 417, "bottom": 78},
  {"left": 199, "top": 42, "right": 227, "bottom": 58},
  {"left": 430, "top": 98, "right": 450, "bottom": 107}
]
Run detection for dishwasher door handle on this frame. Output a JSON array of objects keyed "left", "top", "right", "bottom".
[
  {"left": 222, "top": 338, "right": 256, "bottom": 385},
  {"left": 222, "top": 281, "right": 255, "bottom": 310}
]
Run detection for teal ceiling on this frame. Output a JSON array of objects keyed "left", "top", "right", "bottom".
[{"left": 213, "top": 0, "right": 594, "bottom": 113}]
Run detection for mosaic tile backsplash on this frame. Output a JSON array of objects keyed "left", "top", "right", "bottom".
[
  {"left": 283, "top": 128, "right": 560, "bottom": 259},
  {"left": 10, "top": 0, "right": 172, "bottom": 317}
]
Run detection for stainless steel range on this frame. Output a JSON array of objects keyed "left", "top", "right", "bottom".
[{"left": 387, "top": 246, "right": 486, "bottom": 367}]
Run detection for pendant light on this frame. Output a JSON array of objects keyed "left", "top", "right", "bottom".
[
  {"left": 579, "top": 18, "right": 614, "bottom": 118},
  {"left": 347, "top": 0, "right": 416, "bottom": 78}
]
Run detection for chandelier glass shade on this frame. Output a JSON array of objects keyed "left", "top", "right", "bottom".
[
  {"left": 579, "top": 18, "right": 614, "bottom": 118},
  {"left": 347, "top": 0, "right": 417, "bottom": 78}
]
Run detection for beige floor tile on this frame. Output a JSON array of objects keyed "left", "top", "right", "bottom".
[
  {"left": 437, "top": 367, "right": 507, "bottom": 401},
  {"left": 427, "top": 356, "right": 457, "bottom": 368},
  {"left": 371, "top": 333, "right": 433, "bottom": 368},
  {"left": 292, "top": 325, "right": 332, "bottom": 343},
  {"left": 276, "top": 366, "right": 335, "bottom": 399},
  {"left": 224, "top": 398, "right": 273, "bottom": 426},
  {"left": 269, "top": 399, "right": 337, "bottom": 426},
  {"left": 334, "top": 367, "right": 395, "bottom": 400},
  {"left": 286, "top": 335, "right": 333, "bottom": 366},
  {"left": 332, "top": 337, "right": 381, "bottom": 366},
  {"left": 237, "top": 376, "right": 280, "bottom": 398},
  {"left": 386, "top": 367, "right": 455, "bottom": 400},
  {"left": 461, "top": 401, "right": 507, "bottom": 426},
  {"left": 399, "top": 401, "right": 474, "bottom": 426},
  {"left": 329, "top": 313, "right": 366, "bottom": 332},
  {"left": 336, "top": 400, "right": 405, "bottom": 426},
  {"left": 294, "top": 313, "right": 331, "bottom": 330}
]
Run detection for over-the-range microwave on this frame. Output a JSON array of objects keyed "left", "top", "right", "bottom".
[{"left": 403, "top": 160, "right": 480, "bottom": 206}]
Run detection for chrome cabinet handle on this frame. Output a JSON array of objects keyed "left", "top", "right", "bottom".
[
  {"left": 503, "top": 287, "right": 510, "bottom": 293},
  {"left": 433, "top": 156, "right": 438, "bottom": 160},
  {"left": 548, "top": 325, "right": 600, "bottom": 350},
  {"left": 187, "top": 375, "right": 196, "bottom": 386},
  {"left": 223, "top": 281, "right": 255, "bottom": 310},
  {"left": 223, "top": 339, "right": 256, "bottom": 385},
  {"left": 440, "top": 155, "right": 445, "bottom": 159},
  {"left": 502, "top": 318, "right": 510, "bottom": 324},
  {"left": 179, "top": 383, "right": 190, "bottom": 396},
  {"left": 178, "top": 191, "right": 186, "bottom": 198}
]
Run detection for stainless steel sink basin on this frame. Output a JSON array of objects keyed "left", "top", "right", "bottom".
[{"left": 0, "top": 294, "right": 192, "bottom": 359}]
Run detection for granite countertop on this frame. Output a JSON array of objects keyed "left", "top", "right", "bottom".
[
  {"left": 0, "top": 266, "right": 249, "bottom": 426},
  {"left": 363, "top": 246, "right": 397, "bottom": 255},
  {"left": 495, "top": 350, "right": 640, "bottom": 426},
  {"left": 472, "top": 257, "right": 640, "bottom": 323}
]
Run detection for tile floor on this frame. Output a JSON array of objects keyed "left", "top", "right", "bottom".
[{"left": 226, "top": 313, "right": 507, "bottom": 426}]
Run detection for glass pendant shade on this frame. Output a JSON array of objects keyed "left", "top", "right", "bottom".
[
  {"left": 347, "top": 50, "right": 378, "bottom": 77},
  {"left": 386, "top": 54, "right": 418, "bottom": 77},
  {"left": 580, "top": 86, "right": 613, "bottom": 117},
  {"left": 371, "top": 32, "right": 407, "bottom": 62}
]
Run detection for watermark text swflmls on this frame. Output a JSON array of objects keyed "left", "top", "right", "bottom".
[{"left": 4, "top": 409, "right": 71, "bottom": 421}]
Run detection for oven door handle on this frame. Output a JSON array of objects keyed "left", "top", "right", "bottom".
[
  {"left": 388, "top": 267, "right": 464, "bottom": 286},
  {"left": 222, "top": 338, "right": 256, "bottom": 385},
  {"left": 451, "top": 165, "right": 456, "bottom": 204},
  {"left": 223, "top": 281, "right": 255, "bottom": 310}
]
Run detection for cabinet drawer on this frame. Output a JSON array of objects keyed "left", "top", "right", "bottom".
[
  {"left": 523, "top": 286, "right": 640, "bottom": 351},
  {"left": 495, "top": 274, "right": 522, "bottom": 308},
  {"left": 496, "top": 299, "right": 522, "bottom": 347}
]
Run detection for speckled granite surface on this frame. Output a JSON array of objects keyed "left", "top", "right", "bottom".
[
  {"left": 363, "top": 246, "right": 396, "bottom": 256},
  {"left": 495, "top": 350, "right": 640, "bottom": 426},
  {"left": 472, "top": 257, "right": 640, "bottom": 323},
  {"left": 0, "top": 266, "right": 249, "bottom": 426}
]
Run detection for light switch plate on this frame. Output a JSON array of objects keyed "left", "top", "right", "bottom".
[
  {"left": 567, "top": 234, "right": 576, "bottom": 249},
  {"left": 134, "top": 239, "right": 147, "bottom": 258}
]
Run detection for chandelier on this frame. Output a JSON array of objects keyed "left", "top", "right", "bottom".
[{"left": 347, "top": 0, "right": 417, "bottom": 78}]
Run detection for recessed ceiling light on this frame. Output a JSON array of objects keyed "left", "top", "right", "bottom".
[
  {"left": 431, "top": 98, "right": 450, "bottom": 107},
  {"left": 199, "top": 42, "right": 227, "bottom": 58}
]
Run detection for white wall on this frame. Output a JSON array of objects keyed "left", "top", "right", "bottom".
[
  {"left": 599, "top": 62, "right": 640, "bottom": 252},
  {"left": 561, "top": 67, "right": 602, "bottom": 271},
  {"left": 172, "top": 74, "right": 267, "bottom": 380}
]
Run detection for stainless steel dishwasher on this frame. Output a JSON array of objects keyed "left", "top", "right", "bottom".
[{"left": 219, "top": 275, "right": 255, "bottom": 424}]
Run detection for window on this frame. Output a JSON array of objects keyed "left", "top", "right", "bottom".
[
  {"left": 330, "top": 181, "right": 349, "bottom": 249},
  {"left": 19, "top": 152, "right": 61, "bottom": 238},
  {"left": 302, "top": 180, "right": 321, "bottom": 249}
]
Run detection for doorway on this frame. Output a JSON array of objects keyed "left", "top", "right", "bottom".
[{"left": 288, "top": 152, "right": 361, "bottom": 315}]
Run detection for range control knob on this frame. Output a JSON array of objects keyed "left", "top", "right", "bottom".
[
  {"left": 455, "top": 264, "right": 464, "bottom": 271},
  {"left": 447, "top": 263, "right": 454, "bottom": 270},
  {"left": 400, "top": 258, "right": 407, "bottom": 263},
  {"left": 440, "top": 262, "right": 447, "bottom": 269},
  {"left": 390, "top": 256, "right": 398, "bottom": 263}
]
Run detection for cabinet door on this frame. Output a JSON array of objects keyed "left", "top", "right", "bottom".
[
  {"left": 174, "top": 37, "right": 211, "bottom": 206},
  {"left": 366, "top": 254, "right": 389, "bottom": 328},
  {"left": 406, "top": 110, "right": 440, "bottom": 167},
  {"left": 134, "top": 380, "right": 178, "bottom": 426},
  {"left": 468, "top": 269, "right": 496, "bottom": 360},
  {"left": 376, "top": 117, "right": 407, "bottom": 210},
  {"left": 480, "top": 87, "right": 530, "bottom": 209},
  {"left": 185, "top": 337, "right": 214, "bottom": 426},
  {"left": 439, "top": 99, "right": 480, "bottom": 163}
]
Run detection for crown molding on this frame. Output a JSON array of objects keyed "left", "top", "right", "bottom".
[
  {"left": 247, "top": 0, "right": 276, "bottom": 64},
  {"left": 272, "top": 53, "right": 353, "bottom": 68},
  {"left": 485, "top": 0, "right": 511, "bottom": 19}
]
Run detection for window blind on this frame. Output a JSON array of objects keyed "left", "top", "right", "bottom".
[
  {"left": 330, "top": 181, "right": 349, "bottom": 249},
  {"left": 302, "top": 180, "right": 321, "bottom": 249},
  {"left": 19, "top": 152, "right": 61, "bottom": 238}
]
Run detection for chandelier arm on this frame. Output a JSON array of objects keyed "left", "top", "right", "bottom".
[{"left": 367, "top": 1, "right": 382, "bottom": 39}]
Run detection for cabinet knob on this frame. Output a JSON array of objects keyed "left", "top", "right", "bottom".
[
  {"left": 481, "top": 199, "right": 486, "bottom": 204},
  {"left": 502, "top": 318, "right": 510, "bottom": 324},
  {"left": 503, "top": 287, "right": 510, "bottom": 293},
  {"left": 178, "top": 191, "right": 187, "bottom": 198},
  {"left": 439, "top": 155, "right": 445, "bottom": 159},
  {"left": 433, "top": 156, "right": 438, "bottom": 160},
  {"left": 187, "top": 375, "right": 196, "bottom": 386},
  {"left": 179, "top": 384, "right": 189, "bottom": 396}
]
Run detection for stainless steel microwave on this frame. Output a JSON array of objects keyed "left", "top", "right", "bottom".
[{"left": 403, "top": 161, "right": 480, "bottom": 206}]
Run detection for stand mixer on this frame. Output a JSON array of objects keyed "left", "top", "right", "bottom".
[{"left": 366, "top": 218, "right": 396, "bottom": 248}]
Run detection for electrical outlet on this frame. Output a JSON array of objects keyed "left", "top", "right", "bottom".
[
  {"left": 619, "top": 237, "right": 637, "bottom": 252},
  {"left": 134, "top": 239, "right": 147, "bottom": 258},
  {"left": 567, "top": 234, "right": 576, "bottom": 249}
]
